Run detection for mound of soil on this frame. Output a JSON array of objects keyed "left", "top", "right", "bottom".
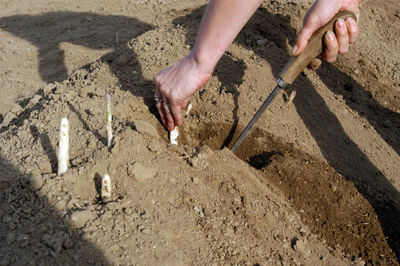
[{"left": 1, "top": 0, "right": 399, "bottom": 265}]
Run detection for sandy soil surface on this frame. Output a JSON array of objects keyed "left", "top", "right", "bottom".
[{"left": 1, "top": 0, "right": 399, "bottom": 265}]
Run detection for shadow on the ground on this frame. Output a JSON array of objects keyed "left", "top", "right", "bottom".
[
  {"left": 1, "top": 6, "right": 399, "bottom": 264},
  {"left": 0, "top": 12, "right": 157, "bottom": 133},
  {"left": 0, "top": 12, "right": 152, "bottom": 83},
  {"left": 174, "top": 5, "right": 400, "bottom": 263},
  {"left": 0, "top": 154, "right": 108, "bottom": 264},
  {"left": 0, "top": 11, "right": 157, "bottom": 263}
]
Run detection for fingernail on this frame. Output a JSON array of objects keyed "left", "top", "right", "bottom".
[
  {"left": 347, "top": 18, "right": 356, "bottom": 27},
  {"left": 290, "top": 45, "right": 298, "bottom": 55},
  {"left": 347, "top": 18, "right": 357, "bottom": 30},
  {"left": 327, "top": 31, "right": 335, "bottom": 41},
  {"left": 337, "top": 18, "right": 345, "bottom": 28}
]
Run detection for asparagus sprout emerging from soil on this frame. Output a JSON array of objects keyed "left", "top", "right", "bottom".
[
  {"left": 106, "top": 92, "right": 112, "bottom": 150},
  {"left": 58, "top": 117, "right": 69, "bottom": 175},
  {"left": 101, "top": 174, "right": 112, "bottom": 201},
  {"left": 170, "top": 126, "right": 179, "bottom": 145},
  {"left": 185, "top": 103, "right": 193, "bottom": 117}
]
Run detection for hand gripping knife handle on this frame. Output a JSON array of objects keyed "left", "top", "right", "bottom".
[{"left": 231, "top": 11, "right": 357, "bottom": 152}]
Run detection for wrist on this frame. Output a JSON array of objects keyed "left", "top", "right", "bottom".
[{"left": 190, "top": 47, "right": 222, "bottom": 75}]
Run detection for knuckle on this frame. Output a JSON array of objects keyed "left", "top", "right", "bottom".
[
  {"left": 349, "top": 36, "right": 358, "bottom": 44},
  {"left": 154, "top": 75, "right": 161, "bottom": 85},
  {"left": 323, "top": 51, "right": 336, "bottom": 63},
  {"left": 331, "top": 40, "right": 339, "bottom": 50},
  {"left": 170, "top": 90, "right": 180, "bottom": 100},
  {"left": 306, "top": 14, "right": 322, "bottom": 28},
  {"left": 338, "top": 27, "right": 347, "bottom": 36},
  {"left": 339, "top": 44, "right": 349, "bottom": 54},
  {"left": 328, "top": 54, "right": 337, "bottom": 63},
  {"left": 327, "top": 41, "right": 338, "bottom": 51},
  {"left": 326, "top": 57, "right": 335, "bottom": 63},
  {"left": 349, "top": 24, "right": 358, "bottom": 33}
]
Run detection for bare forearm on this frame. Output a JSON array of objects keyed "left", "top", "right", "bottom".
[{"left": 192, "top": 0, "right": 264, "bottom": 73}]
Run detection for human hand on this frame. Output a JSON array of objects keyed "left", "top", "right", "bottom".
[
  {"left": 292, "top": 0, "right": 361, "bottom": 62},
  {"left": 154, "top": 52, "right": 212, "bottom": 131}
]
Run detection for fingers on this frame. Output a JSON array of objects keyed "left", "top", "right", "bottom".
[
  {"left": 154, "top": 79, "right": 167, "bottom": 127},
  {"left": 160, "top": 102, "right": 183, "bottom": 131},
  {"left": 154, "top": 87, "right": 180, "bottom": 131},
  {"left": 170, "top": 103, "right": 183, "bottom": 128},
  {"left": 155, "top": 74, "right": 178, "bottom": 130},
  {"left": 296, "top": 17, "right": 358, "bottom": 60},
  {"left": 293, "top": 0, "right": 360, "bottom": 61},
  {"left": 322, "top": 17, "right": 359, "bottom": 63},
  {"left": 335, "top": 18, "right": 349, "bottom": 54},
  {"left": 292, "top": 13, "right": 322, "bottom": 56},
  {"left": 156, "top": 102, "right": 166, "bottom": 125},
  {"left": 322, "top": 31, "right": 338, "bottom": 63},
  {"left": 346, "top": 18, "right": 359, "bottom": 43},
  {"left": 162, "top": 102, "right": 176, "bottom": 131}
]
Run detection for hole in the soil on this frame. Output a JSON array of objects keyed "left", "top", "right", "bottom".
[
  {"left": 246, "top": 151, "right": 282, "bottom": 169},
  {"left": 179, "top": 121, "right": 286, "bottom": 161},
  {"left": 179, "top": 121, "right": 393, "bottom": 263}
]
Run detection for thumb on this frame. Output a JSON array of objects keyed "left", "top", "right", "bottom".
[
  {"left": 292, "top": 0, "right": 343, "bottom": 56},
  {"left": 291, "top": 12, "right": 324, "bottom": 56}
]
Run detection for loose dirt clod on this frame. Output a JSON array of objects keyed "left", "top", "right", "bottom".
[
  {"left": 27, "top": 174, "right": 43, "bottom": 191},
  {"left": 129, "top": 163, "right": 157, "bottom": 182},
  {"left": 68, "top": 210, "right": 96, "bottom": 229},
  {"left": 292, "top": 237, "right": 311, "bottom": 257}
]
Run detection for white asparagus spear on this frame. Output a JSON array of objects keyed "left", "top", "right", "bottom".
[
  {"left": 58, "top": 118, "right": 69, "bottom": 175},
  {"left": 101, "top": 174, "right": 112, "bottom": 200},
  {"left": 106, "top": 92, "right": 112, "bottom": 150},
  {"left": 170, "top": 126, "right": 179, "bottom": 145},
  {"left": 185, "top": 103, "right": 193, "bottom": 117}
]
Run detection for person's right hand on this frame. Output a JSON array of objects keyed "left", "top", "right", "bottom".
[
  {"left": 154, "top": 52, "right": 212, "bottom": 131},
  {"left": 292, "top": 0, "right": 361, "bottom": 62}
]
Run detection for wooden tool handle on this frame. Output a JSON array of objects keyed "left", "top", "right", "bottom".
[{"left": 279, "top": 11, "right": 357, "bottom": 85}]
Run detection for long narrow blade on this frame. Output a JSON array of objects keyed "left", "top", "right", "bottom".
[{"left": 231, "top": 85, "right": 281, "bottom": 152}]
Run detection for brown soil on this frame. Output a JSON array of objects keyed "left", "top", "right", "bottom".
[{"left": 1, "top": 0, "right": 399, "bottom": 265}]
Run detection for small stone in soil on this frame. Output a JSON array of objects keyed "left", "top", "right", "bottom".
[
  {"left": 28, "top": 174, "right": 44, "bottom": 191},
  {"left": 191, "top": 176, "right": 200, "bottom": 184},
  {"left": 129, "top": 163, "right": 157, "bottom": 182},
  {"left": 54, "top": 200, "right": 67, "bottom": 212},
  {"left": 292, "top": 237, "right": 311, "bottom": 257},
  {"left": 68, "top": 210, "right": 96, "bottom": 229}
]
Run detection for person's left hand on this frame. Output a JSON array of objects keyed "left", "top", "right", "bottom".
[
  {"left": 154, "top": 52, "right": 212, "bottom": 131},
  {"left": 292, "top": 0, "right": 361, "bottom": 62}
]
